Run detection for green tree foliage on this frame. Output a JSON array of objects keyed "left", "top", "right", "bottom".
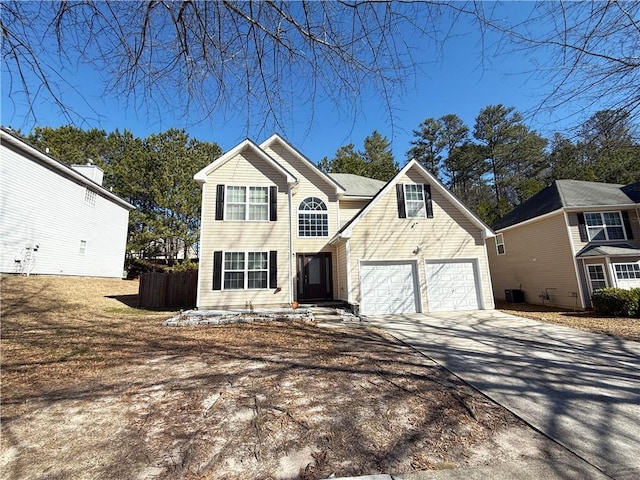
[
  {"left": 473, "top": 104, "right": 547, "bottom": 223},
  {"left": 26, "top": 125, "right": 221, "bottom": 262},
  {"left": 361, "top": 131, "right": 398, "bottom": 181},
  {"left": 407, "top": 118, "right": 445, "bottom": 176},
  {"left": 27, "top": 125, "right": 109, "bottom": 167},
  {"left": 319, "top": 131, "right": 397, "bottom": 181}
]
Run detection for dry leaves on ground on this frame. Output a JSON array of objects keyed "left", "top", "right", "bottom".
[{"left": 1, "top": 276, "right": 573, "bottom": 480}]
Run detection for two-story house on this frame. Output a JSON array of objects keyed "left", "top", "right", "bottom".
[
  {"left": 487, "top": 179, "right": 640, "bottom": 309},
  {"left": 194, "top": 134, "right": 495, "bottom": 314},
  {"left": 0, "top": 127, "right": 133, "bottom": 278}
]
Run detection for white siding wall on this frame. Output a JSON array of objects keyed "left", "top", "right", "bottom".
[{"left": 1, "top": 143, "right": 129, "bottom": 278}]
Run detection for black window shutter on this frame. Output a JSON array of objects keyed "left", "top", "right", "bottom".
[
  {"left": 622, "top": 211, "right": 634, "bottom": 239},
  {"left": 213, "top": 251, "right": 223, "bottom": 290},
  {"left": 269, "top": 251, "right": 278, "bottom": 288},
  {"left": 215, "top": 185, "right": 225, "bottom": 221},
  {"left": 577, "top": 213, "right": 588, "bottom": 242},
  {"left": 396, "top": 184, "right": 406, "bottom": 218},
  {"left": 269, "top": 186, "right": 277, "bottom": 221},
  {"left": 423, "top": 184, "right": 434, "bottom": 218}
]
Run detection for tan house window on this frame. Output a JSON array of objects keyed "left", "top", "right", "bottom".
[
  {"left": 586, "top": 264, "right": 607, "bottom": 292},
  {"left": 223, "top": 251, "right": 268, "bottom": 289},
  {"left": 496, "top": 233, "right": 505, "bottom": 255},
  {"left": 298, "top": 197, "right": 328, "bottom": 237},
  {"left": 225, "top": 186, "right": 269, "bottom": 221},
  {"left": 404, "top": 184, "right": 427, "bottom": 218},
  {"left": 584, "top": 212, "right": 626, "bottom": 241}
]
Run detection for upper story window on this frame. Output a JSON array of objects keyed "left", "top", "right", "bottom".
[
  {"left": 584, "top": 212, "right": 626, "bottom": 241},
  {"left": 404, "top": 184, "right": 427, "bottom": 218},
  {"left": 298, "top": 197, "right": 328, "bottom": 237},
  {"left": 84, "top": 187, "right": 97, "bottom": 206},
  {"left": 496, "top": 233, "right": 505, "bottom": 255},
  {"left": 225, "top": 186, "right": 269, "bottom": 221}
]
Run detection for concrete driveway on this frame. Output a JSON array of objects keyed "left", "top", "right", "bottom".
[{"left": 365, "top": 310, "right": 640, "bottom": 480}]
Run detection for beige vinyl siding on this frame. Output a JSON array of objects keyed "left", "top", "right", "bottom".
[
  {"left": 264, "top": 140, "right": 341, "bottom": 299},
  {"left": 338, "top": 199, "right": 369, "bottom": 227},
  {"left": 197, "top": 149, "right": 291, "bottom": 309},
  {"left": 347, "top": 168, "right": 494, "bottom": 311},
  {"left": 335, "top": 241, "right": 348, "bottom": 302},
  {"left": 488, "top": 212, "right": 582, "bottom": 309}
]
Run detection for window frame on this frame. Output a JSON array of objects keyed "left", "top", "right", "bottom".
[
  {"left": 614, "top": 263, "right": 640, "bottom": 280},
  {"left": 222, "top": 251, "right": 269, "bottom": 290},
  {"left": 297, "top": 197, "right": 329, "bottom": 238},
  {"left": 79, "top": 240, "right": 87, "bottom": 255},
  {"left": 496, "top": 233, "right": 506, "bottom": 255},
  {"left": 224, "top": 185, "right": 270, "bottom": 222},
  {"left": 84, "top": 187, "right": 97, "bottom": 206},
  {"left": 404, "top": 184, "right": 427, "bottom": 218},
  {"left": 584, "top": 211, "right": 627, "bottom": 241},
  {"left": 586, "top": 263, "right": 608, "bottom": 293}
]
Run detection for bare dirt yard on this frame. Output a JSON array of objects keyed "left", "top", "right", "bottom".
[
  {"left": 497, "top": 301, "right": 640, "bottom": 342},
  {"left": 2, "top": 275, "right": 577, "bottom": 480}
]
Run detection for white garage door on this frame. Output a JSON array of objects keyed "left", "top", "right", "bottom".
[
  {"left": 360, "top": 262, "right": 418, "bottom": 315},
  {"left": 425, "top": 261, "right": 480, "bottom": 312}
]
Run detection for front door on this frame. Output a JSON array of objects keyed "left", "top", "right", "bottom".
[{"left": 297, "top": 253, "right": 333, "bottom": 301}]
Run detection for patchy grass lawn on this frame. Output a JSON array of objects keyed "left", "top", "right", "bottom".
[
  {"left": 496, "top": 301, "right": 640, "bottom": 342},
  {"left": 2, "top": 275, "right": 570, "bottom": 480}
]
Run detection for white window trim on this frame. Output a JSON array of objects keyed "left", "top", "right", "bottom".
[
  {"left": 224, "top": 185, "right": 270, "bottom": 222},
  {"left": 84, "top": 187, "right": 97, "bottom": 206},
  {"left": 584, "top": 211, "right": 627, "bottom": 241},
  {"left": 404, "top": 183, "right": 427, "bottom": 218},
  {"left": 79, "top": 240, "right": 87, "bottom": 255},
  {"left": 496, "top": 233, "right": 506, "bottom": 255},
  {"left": 585, "top": 263, "right": 608, "bottom": 294},
  {"left": 222, "top": 251, "right": 269, "bottom": 290},
  {"left": 297, "top": 197, "right": 329, "bottom": 238},
  {"left": 613, "top": 262, "right": 640, "bottom": 280}
]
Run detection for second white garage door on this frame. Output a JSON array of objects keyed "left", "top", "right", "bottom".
[
  {"left": 360, "top": 262, "right": 419, "bottom": 315},
  {"left": 425, "top": 260, "right": 480, "bottom": 312}
]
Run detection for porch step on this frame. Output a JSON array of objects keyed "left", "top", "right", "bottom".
[{"left": 310, "top": 306, "right": 363, "bottom": 324}]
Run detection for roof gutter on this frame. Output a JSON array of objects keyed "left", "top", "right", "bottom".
[{"left": 1, "top": 130, "right": 134, "bottom": 210}]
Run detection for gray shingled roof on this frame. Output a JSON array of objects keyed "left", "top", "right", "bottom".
[
  {"left": 328, "top": 173, "right": 385, "bottom": 197},
  {"left": 576, "top": 243, "right": 640, "bottom": 258},
  {"left": 493, "top": 179, "right": 639, "bottom": 231}
]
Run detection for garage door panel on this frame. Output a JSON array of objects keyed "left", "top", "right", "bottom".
[
  {"left": 360, "top": 262, "right": 418, "bottom": 315},
  {"left": 426, "top": 261, "right": 480, "bottom": 312}
]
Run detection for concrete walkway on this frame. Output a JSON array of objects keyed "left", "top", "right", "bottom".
[{"left": 364, "top": 310, "right": 640, "bottom": 480}]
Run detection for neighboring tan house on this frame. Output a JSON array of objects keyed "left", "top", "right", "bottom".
[
  {"left": 194, "top": 134, "right": 495, "bottom": 314},
  {"left": 487, "top": 179, "right": 640, "bottom": 310},
  {"left": 0, "top": 127, "right": 134, "bottom": 278}
]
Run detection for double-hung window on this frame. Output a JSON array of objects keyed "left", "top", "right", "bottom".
[
  {"left": 584, "top": 212, "right": 626, "bottom": 241},
  {"left": 496, "top": 233, "right": 505, "bottom": 255},
  {"left": 225, "top": 186, "right": 269, "bottom": 221},
  {"left": 404, "top": 184, "right": 426, "bottom": 218},
  {"left": 223, "top": 251, "right": 268, "bottom": 289}
]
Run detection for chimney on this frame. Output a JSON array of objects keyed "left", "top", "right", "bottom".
[{"left": 71, "top": 160, "right": 104, "bottom": 186}]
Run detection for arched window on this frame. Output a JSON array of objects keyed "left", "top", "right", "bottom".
[{"left": 298, "top": 197, "right": 328, "bottom": 237}]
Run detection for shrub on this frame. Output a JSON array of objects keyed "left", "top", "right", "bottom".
[{"left": 591, "top": 288, "right": 640, "bottom": 317}]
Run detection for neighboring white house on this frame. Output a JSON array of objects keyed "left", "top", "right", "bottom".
[{"left": 0, "top": 127, "right": 134, "bottom": 278}]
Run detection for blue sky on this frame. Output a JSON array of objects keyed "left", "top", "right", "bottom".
[{"left": 1, "top": 2, "right": 605, "bottom": 165}]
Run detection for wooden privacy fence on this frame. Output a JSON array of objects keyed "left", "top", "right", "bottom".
[{"left": 138, "top": 270, "right": 198, "bottom": 309}]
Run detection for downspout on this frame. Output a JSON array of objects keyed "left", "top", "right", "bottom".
[
  {"left": 288, "top": 185, "right": 295, "bottom": 304},
  {"left": 195, "top": 183, "right": 206, "bottom": 310}
]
